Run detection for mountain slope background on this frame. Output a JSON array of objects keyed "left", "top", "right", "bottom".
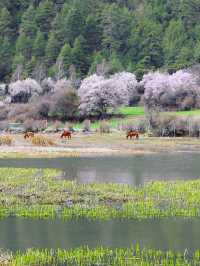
[{"left": 0, "top": 0, "right": 200, "bottom": 82}]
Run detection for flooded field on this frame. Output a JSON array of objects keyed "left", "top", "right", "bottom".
[{"left": 0, "top": 153, "right": 200, "bottom": 185}]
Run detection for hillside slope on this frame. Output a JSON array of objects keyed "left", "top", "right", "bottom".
[{"left": 0, "top": 0, "right": 199, "bottom": 81}]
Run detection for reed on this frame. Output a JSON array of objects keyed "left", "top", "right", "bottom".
[{"left": 8, "top": 245, "right": 200, "bottom": 266}]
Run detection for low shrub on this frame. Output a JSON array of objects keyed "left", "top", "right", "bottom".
[
  {"left": 99, "top": 121, "right": 110, "bottom": 133},
  {"left": 150, "top": 115, "right": 200, "bottom": 137},
  {"left": 120, "top": 118, "right": 149, "bottom": 133},
  {"left": 52, "top": 121, "right": 63, "bottom": 132},
  {"left": 31, "top": 135, "right": 55, "bottom": 146},
  {"left": 0, "top": 135, "right": 13, "bottom": 145},
  {"left": 23, "top": 119, "right": 48, "bottom": 132},
  {"left": 82, "top": 119, "right": 91, "bottom": 132},
  {"left": 0, "top": 121, "right": 8, "bottom": 131}
]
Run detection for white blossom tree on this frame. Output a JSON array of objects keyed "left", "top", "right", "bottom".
[
  {"left": 78, "top": 72, "right": 138, "bottom": 116},
  {"left": 142, "top": 70, "right": 199, "bottom": 110},
  {"left": 8, "top": 78, "right": 43, "bottom": 103}
]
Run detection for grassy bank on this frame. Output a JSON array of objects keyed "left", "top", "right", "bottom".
[
  {"left": 0, "top": 168, "right": 200, "bottom": 219},
  {"left": 3, "top": 245, "right": 199, "bottom": 266}
]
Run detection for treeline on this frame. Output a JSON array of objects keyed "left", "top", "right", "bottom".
[{"left": 1, "top": 0, "right": 200, "bottom": 82}]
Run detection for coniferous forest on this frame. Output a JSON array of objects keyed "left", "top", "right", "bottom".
[{"left": 0, "top": 0, "right": 200, "bottom": 82}]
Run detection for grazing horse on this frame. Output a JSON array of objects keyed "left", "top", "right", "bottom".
[
  {"left": 24, "top": 132, "right": 34, "bottom": 139},
  {"left": 126, "top": 131, "right": 139, "bottom": 140},
  {"left": 61, "top": 130, "right": 72, "bottom": 139}
]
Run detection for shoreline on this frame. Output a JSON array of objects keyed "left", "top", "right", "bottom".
[{"left": 0, "top": 133, "right": 200, "bottom": 158}]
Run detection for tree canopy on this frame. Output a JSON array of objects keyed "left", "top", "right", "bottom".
[{"left": 1, "top": 0, "right": 200, "bottom": 81}]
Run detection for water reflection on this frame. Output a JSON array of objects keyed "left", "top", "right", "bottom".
[
  {"left": 0, "top": 153, "right": 199, "bottom": 185},
  {"left": 0, "top": 218, "right": 200, "bottom": 252}
]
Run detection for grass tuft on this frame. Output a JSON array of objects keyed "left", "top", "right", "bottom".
[
  {"left": 0, "top": 135, "right": 13, "bottom": 146},
  {"left": 31, "top": 135, "right": 55, "bottom": 146}
]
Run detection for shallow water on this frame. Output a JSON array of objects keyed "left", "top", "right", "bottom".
[
  {"left": 0, "top": 153, "right": 200, "bottom": 185},
  {"left": 0, "top": 217, "right": 200, "bottom": 252}
]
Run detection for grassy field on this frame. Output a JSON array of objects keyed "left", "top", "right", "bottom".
[
  {"left": 118, "top": 106, "right": 200, "bottom": 117},
  {"left": 4, "top": 245, "right": 199, "bottom": 265},
  {"left": 0, "top": 168, "right": 200, "bottom": 219},
  {"left": 117, "top": 106, "right": 145, "bottom": 116},
  {"left": 72, "top": 106, "right": 200, "bottom": 130}
]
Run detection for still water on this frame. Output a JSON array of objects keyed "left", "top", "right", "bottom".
[
  {"left": 0, "top": 153, "right": 200, "bottom": 185},
  {"left": 0, "top": 217, "right": 200, "bottom": 252}
]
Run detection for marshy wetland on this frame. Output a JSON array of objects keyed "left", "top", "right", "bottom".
[{"left": 1, "top": 151, "right": 200, "bottom": 265}]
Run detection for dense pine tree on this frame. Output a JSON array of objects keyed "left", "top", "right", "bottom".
[{"left": 1, "top": 0, "right": 200, "bottom": 82}]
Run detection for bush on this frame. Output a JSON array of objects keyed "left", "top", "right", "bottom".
[
  {"left": 82, "top": 119, "right": 91, "bottom": 132},
  {"left": 0, "top": 121, "right": 8, "bottom": 131},
  {"left": 41, "top": 78, "right": 55, "bottom": 94},
  {"left": 36, "top": 98, "right": 52, "bottom": 119},
  {"left": 31, "top": 135, "right": 55, "bottom": 146},
  {"left": 0, "top": 135, "right": 13, "bottom": 145},
  {"left": 49, "top": 89, "right": 79, "bottom": 121},
  {"left": 0, "top": 106, "right": 9, "bottom": 121},
  {"left": 52, "top": 121, "right": 63, "bottom": 132},
  {"left": 64, "top": 122, "right": 74, "bottom": 132},
  {"left": 99, "top": 121, "right": 110, "bottom": 134},
  {"left": 23, "top": 119, "right": 48, "bottom": 132},
  {"left": 149, "top": 115, "right": 200, "bottom": 137}
]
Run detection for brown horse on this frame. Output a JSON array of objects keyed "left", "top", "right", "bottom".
[
  {"left": 61, "top": 130, "right": 72, "bottom": 139},
  {"left": 126, "top": 131, "right": 139, "bottom": 140},
  {"left": 24, "top": 132, "right": 34, "bottom": 139}
]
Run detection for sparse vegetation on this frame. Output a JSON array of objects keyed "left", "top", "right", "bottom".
[
  {"left": 31, "top": 135, "right": 55, "bottom": 146},
  {"left": 0, "top": 135, "right": 13, "bottom": 146}
]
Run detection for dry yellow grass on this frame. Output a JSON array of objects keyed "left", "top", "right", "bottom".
[
  {"left": 0, "top": 135, "right": 13, "bottom": 146},
  {"left": 31, "top": 135, "right": 55, "bottom": 146}
]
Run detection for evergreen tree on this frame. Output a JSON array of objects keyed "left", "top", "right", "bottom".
[
  {"left": 84, "top": 14, "right": 102, "bottom": 53},
  {"left": 63, "top": 1, "right": 85, "bottom": 45},
  {"left": 45, "top": 32, "right": 60, "bottom": 66},
  {"left": 33, "top": 30, "right": 46, "bottom": 58},
  {"left": 108, "top": 52, "right": 123, "bottom": 74},
  {"left": 0, "top": 7, "right": 13, "bottom": 39},
  {"left": 89, "top": 52, "right": 105, "bottom": 74},
  {"left": 1, "top": 0, "right": 200, "bottom": 81},
  {"left": 20, "top": 5, "right": 37, "bottom": 39},
  {"left": 58, "top": 43, "right": 73, "bottom": 71},
  {"left": 35, "top": 0, "right": 55, "bottom": 36},
  {"left": 72, "top": 35, "right": 89, "bottom": 76},
  {"left": 15, "top": 32, "right": 32, "bottom": 60},
  {"left": 0, "top": 37, "right": 12, "bottom": 80},
  {"left": 101, "top": 4, "right": 132, "bottom": 55},
  {"left": 163, "top": 19, "right": 187, "bottom": 68}
]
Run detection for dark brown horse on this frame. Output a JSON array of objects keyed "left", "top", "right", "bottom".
[
  {"left": 126, "top": 131, "right": 139, "bottom": 140},
  {"left": 61, "top": 130, "right": 72, "bottom": 139},
  {"left": 24, "top": 132, "right": 34, "bottom": 139}
]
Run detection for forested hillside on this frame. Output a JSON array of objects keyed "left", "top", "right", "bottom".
[{"left": 0, "top": 0, "right": 200, "bottom": 82}]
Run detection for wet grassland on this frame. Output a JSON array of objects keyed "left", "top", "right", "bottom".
[
  {"left": 0, "top": 168, "right": 200, "bottom": 219},
  {"left": 1, "top": 168, "right": 200, "bottom": 265}
]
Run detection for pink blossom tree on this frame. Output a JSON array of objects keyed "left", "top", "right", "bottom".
[
  {"left": 78, "top": 72, "right": 138, "bottom": 116},
  {"left": 142, "top": 70, "right": 199, "bottom": 110}
]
